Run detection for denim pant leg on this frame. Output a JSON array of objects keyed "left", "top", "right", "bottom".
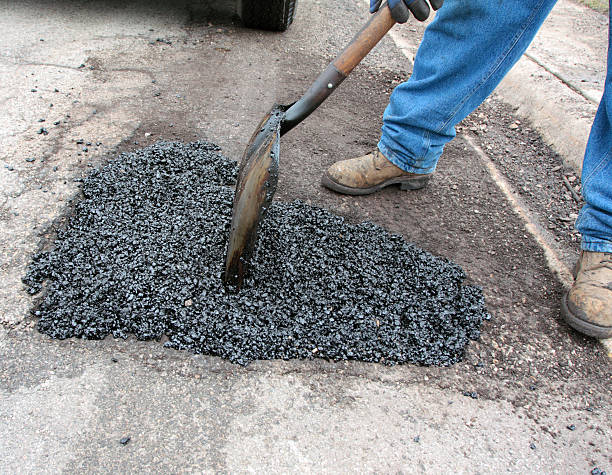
[
  {"left": 576, "top": 8, "right": 612, "bottom": 253},
  {"left": 378, "top": 0, "right": 558, "bottom": 174}
]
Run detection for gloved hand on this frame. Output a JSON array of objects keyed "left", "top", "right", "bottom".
[{"left": 370, "top": 0, "right": 443, "bottom": 23}]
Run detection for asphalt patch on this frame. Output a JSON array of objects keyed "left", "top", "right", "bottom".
[{"left": 24, "top": 141, "right": 490, "bottom": 366}]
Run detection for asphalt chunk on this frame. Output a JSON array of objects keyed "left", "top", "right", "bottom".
[{"left": 23, "top": 141, "right": 490, "bottom": 366}]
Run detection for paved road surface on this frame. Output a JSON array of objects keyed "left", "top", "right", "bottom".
[{"left": 1, "top": 0, "right": 610, "bottom": 472}]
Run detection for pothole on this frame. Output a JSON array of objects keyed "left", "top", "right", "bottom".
[{"left": 24, "top": 141, "right": 489, "bottom": 365}]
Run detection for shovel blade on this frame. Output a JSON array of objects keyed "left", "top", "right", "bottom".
[{"left": 223, "top": 105, "right": 287, "bottom": 288}]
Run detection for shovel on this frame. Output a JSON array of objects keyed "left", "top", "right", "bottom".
[{"left": 224, "top": 4, "right": 396, "bottom": 288}]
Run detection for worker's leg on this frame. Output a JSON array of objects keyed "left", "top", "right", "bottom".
[
  {"left": 576, "top": 21, "right": 612, "bottom": 254},
  {"left": 562, "top": 6, "right": 612, "bottom": 339},
  {"left": 378, "top": 0, "right": 558, "bottom": 174}
]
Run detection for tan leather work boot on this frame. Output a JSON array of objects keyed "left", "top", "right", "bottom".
[
  {"left": 321, "top": 149, "right": 431, "bottom": 195},
  {"left": 561, "top": 251, "right": 612, "bottom": 339}
]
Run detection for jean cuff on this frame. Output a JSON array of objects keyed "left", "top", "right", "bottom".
[
  {"left": 581, "top": 238, "right": 612, "bottom": 253},
  {"left": 377, "top": 139, "right": 437, "bottom": 175}
]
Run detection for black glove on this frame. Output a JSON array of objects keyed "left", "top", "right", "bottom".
[{"left": 370, "top": 0, "right": 443, "bottom": 23}]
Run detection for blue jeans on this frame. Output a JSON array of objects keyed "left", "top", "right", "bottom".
[{"left": 378, "top": 0, "right": 612, "bottom": 253}]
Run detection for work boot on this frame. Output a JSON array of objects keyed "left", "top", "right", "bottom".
[
  {"left": 561, "top": 251, "right": 612, "bottom": 339},
  {"left": 321, "top": 149, "right": 431, "bottom": 195}
]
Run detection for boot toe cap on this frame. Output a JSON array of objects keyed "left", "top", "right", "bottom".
[
  {"left": 326, "top": 160, "right": 358, "bottom": 187},
  {"left": 563, "top": 283, "right": 612, "bottom": 338}
]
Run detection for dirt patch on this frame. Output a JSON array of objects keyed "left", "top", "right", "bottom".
[{"left": 462, "top": 97, "right": 584, "bottom": 265}]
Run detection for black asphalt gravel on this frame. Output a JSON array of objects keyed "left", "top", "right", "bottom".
[{"left": 23, "top": 141, "right": 489, "bottom": 366}]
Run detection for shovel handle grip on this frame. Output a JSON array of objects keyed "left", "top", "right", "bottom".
[{"left": 281, "top": 5, "right": 396, "bottom": 135}]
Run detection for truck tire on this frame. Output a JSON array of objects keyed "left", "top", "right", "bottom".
[{"left": 238, "top": 0, "right": 297, "bottom": 32}]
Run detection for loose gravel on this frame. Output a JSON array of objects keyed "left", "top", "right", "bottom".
[{"left": 23, "top": 141, "right": 489, "bottom": 366}]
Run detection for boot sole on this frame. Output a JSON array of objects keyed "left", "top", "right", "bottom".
[
  {"left": 561, "top": 292, "right": 612, "bottom": 339},
  {"left": 321, "top": 173, "right": 430, "bottom": 196}
]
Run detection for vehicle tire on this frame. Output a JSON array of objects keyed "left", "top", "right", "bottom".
[{"left": 238, "top": 0, "right": 297, "bottom": 32}]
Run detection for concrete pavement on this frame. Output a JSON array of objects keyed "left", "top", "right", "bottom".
[{"left": 0, "top": 0, "right": 610, "bottom": 472}]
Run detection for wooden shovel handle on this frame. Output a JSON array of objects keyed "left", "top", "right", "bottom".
[
  {"left": 281, "top": 6, "right": 396, "bottom": 135},
  {"left": 334, "top": 6, "right": 396, "bottom": 75}
]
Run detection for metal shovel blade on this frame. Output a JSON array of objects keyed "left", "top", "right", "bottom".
[
  {"left": 223, "top": 5, "right": 396, "bottom": 289},
  {"left": 223, "top": 105, "right": 287, "bottom": 288}
]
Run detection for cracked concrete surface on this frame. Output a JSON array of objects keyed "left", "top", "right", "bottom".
[{"left": 1, "top": 329, "right": 609, "bottom": 473}]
